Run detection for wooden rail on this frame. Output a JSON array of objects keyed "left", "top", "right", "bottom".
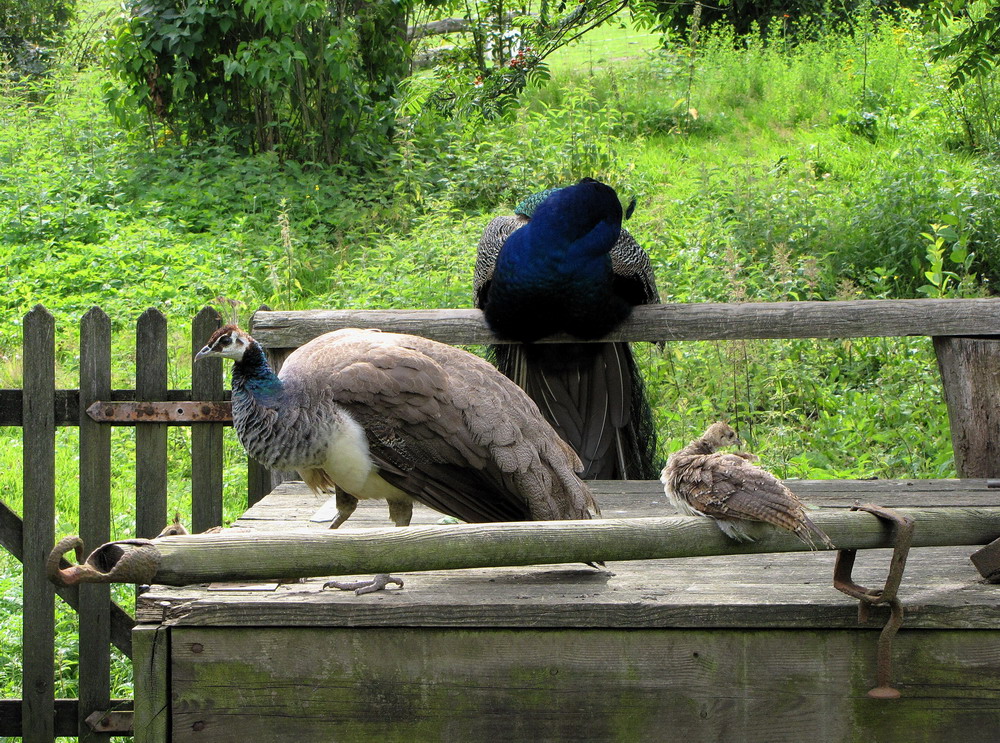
[{"left": 251, "top": 298, "right": 1000, "bottom": 347}]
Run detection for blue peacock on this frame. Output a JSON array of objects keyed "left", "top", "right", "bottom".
[{"left": 474, "top": 177, "right": 662, "bottom": 480}]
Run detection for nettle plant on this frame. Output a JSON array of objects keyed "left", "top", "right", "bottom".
[{"left": 105, "top": 0, "right": 409, "bottom": 164}]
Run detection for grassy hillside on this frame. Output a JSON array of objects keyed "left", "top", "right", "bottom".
[{"left": 2, "top": 2, "right": 998, "bottom": 708}]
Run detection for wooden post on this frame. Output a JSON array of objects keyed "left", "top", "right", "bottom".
[
  {"left": 132, "top": 626, "right": 169, "bottom": 743},
  {"left": 136, "top": 309, "right": 169, "bottom": 538},
  {"left": 22, "top": 305, "right": 55, "bottom": 743},
  {"left": 933, "top": 336, "right": 1000, "bottom": 477},
  {"left": 79, "top": 307, "right": 112, "bottom": 741},
  {"left": 247, "top": 305, "right": 276, "bottom": 506},
  {"left": 192, "top": 308, "right": 223, "bottom": 532}
]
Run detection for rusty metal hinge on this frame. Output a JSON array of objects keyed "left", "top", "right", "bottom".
[
  {"left": 85, "top": 710, "right": 133, "bottom": 734},
  {"left": 87, "top": 401, "right": 232, "bottom": 424},
  {"left": 833, "top": 502, "right": 914, "bottom": 699}
]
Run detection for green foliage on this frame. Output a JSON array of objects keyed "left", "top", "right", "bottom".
[
  {"left": 104, "top": 0, "right": 408, "bottom": 164},
  {"left": 0, "top": 0, "right": 76, "bottom": 76}
]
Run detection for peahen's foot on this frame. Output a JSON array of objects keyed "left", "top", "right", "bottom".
[{"left": 323, "top": 574, "right": 404, "bottom": 595}]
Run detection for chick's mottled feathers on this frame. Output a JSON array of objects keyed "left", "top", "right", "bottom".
[
  {"left": 206, "top": 325, "right": 599, "bottom": 526},
  {"left": 661, "top": 422, "right": 834, "bottom": 549}
]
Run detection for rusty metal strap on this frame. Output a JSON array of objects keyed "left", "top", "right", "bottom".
[
  {"left": 833, "top": 502, "right": 915, "bottom": 700},
  {"left": 87, "top": 401, "right": 232, "bottom": 424}
]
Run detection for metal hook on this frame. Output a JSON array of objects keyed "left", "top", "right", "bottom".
[{"left": 833, "top": 503, "right": 914, "bottom": 699}]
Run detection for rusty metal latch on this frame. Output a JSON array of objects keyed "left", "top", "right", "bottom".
[
  {"left": 833, "top": 503, "right": 914, "bottom": 700},
  {"left": 87, "top": 400, "right": 232, "bottom": 424}
]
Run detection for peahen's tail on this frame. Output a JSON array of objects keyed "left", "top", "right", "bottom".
[{"left": 491, "top": 341, "right": 662, "bottom": 480}]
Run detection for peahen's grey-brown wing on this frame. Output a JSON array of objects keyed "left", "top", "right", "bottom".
[{"left": 287, "top": 329, "right": 597, "bottom": 523}]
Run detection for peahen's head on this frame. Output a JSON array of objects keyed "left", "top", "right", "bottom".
[
  {"left": 195, "top": 325, "right": 255, "bottom": 362},
  {"left": 701, "top": 421, "right": 741, "bottom": 450}
]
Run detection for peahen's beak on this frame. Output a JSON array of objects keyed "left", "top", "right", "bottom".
[{"left": 194, "top": 345, "right": 213, "bottom": 362}]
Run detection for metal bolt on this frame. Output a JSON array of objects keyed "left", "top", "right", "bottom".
[{"left": 191, "top": 642, "right": 204, "bottom": 653}]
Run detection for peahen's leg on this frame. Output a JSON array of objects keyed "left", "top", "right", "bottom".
[
  {"left": 328, "top": 488, "right": 358, "bottom": 529},
  {"left": 387, "top": 497, "right": 413, "bottom": 527}
]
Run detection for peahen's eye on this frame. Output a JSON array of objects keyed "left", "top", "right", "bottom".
[{"left": 219, "top": 336, "right": 232, "bottom": 347}]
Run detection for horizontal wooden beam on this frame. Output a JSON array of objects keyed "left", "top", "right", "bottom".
[
  {"left": 48, "top": 506, "right": 1000, "bottom": 587},
  {"left": 250, "top": 298, "right": 1000, "bottom": 348},
  {"left": 86, "top": 401, "right": 232, "bottom": 425},
  {"left": 0, "top": 699, "right": 132, "bottom": 737}
]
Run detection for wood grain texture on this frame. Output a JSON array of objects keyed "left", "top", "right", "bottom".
[
  {"left": 79, "top": 307, "right": 113, "bottom": 741},
  {"left": 131, "top": 626, "right": 168, "bottom": 743},
  {"left": 191, "top": 308, "right": 224, "bottom": 533},
  {"left": 163, "top": 626, "right": 1000, "bottom": 743},
  {"left": 250, "top": 298, "right": 1000, "bottom": 347},
  {"left": 136, "top": 309, "right": 169, "bottom": 539},
  {"left": 21, "top": 305, "right": 56, "bottom": 743},
  {"left": 136, "top": 479, "right": 1000, "bottom": 630},
  {"left": 934, "top": 336, "right": 1000, "bottom": 477}
]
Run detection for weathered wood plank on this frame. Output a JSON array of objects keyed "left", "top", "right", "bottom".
[
  {"left": 21, "top": 305, "right": 56, "bottom": 743},
  {"left": 165, "top": 627, "right": 1000, "bottom": 742},
  {"left": 191, "top": 308, "right": 224, "bottom": 533},
  {"left": 136, "top": 309, "right": 169, "bottom": 539},
  {"left": 934, "top": 336, "right": 1000, "bottom": 478},
  {"left": 132, "top": 626, "right": 168, "bottom": 743},
  {"left": 250, "top": 298, "right": 1000, "bottom": 348},
  {"left": 78, "top": 306, "right": 113, "bottom": 741},
  {"left": 137, "top": 544, "right": 994, "bottom": 630}
]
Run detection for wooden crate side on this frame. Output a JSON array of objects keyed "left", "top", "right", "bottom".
[
  {"left": 21, "top": 305, "right": 56, "bottom": 743},
  {"left": 79, "top": 307, "right": 113, "bottom": 741},
  {"left": 132, "top": 626, "right": 170, "bottom": 743},
  {"left": 167, "top": 626, "right": 1000, "bottom": 743}
]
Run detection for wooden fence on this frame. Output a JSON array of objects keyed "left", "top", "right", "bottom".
[
  {"left": 4, "top": 297, "right": 1000, "bottom": 740},
  {"left": 0, "top": 305, "right": 273, "bottom": 741}
]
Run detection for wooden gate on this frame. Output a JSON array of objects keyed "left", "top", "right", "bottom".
[{"left": 0, "top": 305, "right": 269, "bottom": 741}]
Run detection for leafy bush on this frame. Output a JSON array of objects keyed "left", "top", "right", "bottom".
[
  {"left": 104, "top": 0, "right": 408, "bottom": 164},
  {"left": 0, "top": 0, "right": 76, "bottom": 77}
]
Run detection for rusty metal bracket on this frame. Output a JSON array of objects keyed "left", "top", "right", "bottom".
[
  {"left": 87, "top": 400, "right": 232, "bottom": 424},
  {"left": 85, "top": 709, "right": 134, "bottom": 734},
  {"left": 833, "top": 502, "right": 915, "bottom": 700}
]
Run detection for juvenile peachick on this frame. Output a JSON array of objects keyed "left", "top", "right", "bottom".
[
  {"left": 474, "top": 177, "right": 661, "bottom": 480},
  {"left": 661, "top": 422, "right": 835, "bottom": 548},
  {"left": 195, "top": 325, "right": 601, "bottom": 530}
]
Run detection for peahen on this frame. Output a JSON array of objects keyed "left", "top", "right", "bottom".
[
  {"left": 660, "top": 422, "right": 835, "bottom": 549},
  {"left": 474, "top": 177, "right": 662, "bottom": 480},
  {"left": 195, "top": 325, "right": 601, "bottom": 530}
]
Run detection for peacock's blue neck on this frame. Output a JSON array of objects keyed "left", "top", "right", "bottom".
[{"left": 231, "top": 341, "right": 283, "bottom": 404}]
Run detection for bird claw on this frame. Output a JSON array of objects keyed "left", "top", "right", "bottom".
[{"left": 322, "top": 574, "right": 404, "bottom": 595}]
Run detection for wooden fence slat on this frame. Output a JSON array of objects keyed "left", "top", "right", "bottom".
[
  {"left": 79, "top": 306, "right": 113, "bottom": 741},
  {"left": 250, "top": 298, "right": 1000, "bottom": 348},
  {"left": 247, "top": 305, "right": 274, "bottom": 507},
  {"left": 136, "top": 309, "right": 169, "bottom": 539},
  {"left": 192, "top": 307, "right": 223, "bottom": 532},
  {"left": 21, "top": 305, "right": 56, "bottom": 743}
]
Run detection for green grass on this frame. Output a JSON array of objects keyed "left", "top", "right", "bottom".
[{"left": 1, "top": 1, "right": 997, "bottom": 730}]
